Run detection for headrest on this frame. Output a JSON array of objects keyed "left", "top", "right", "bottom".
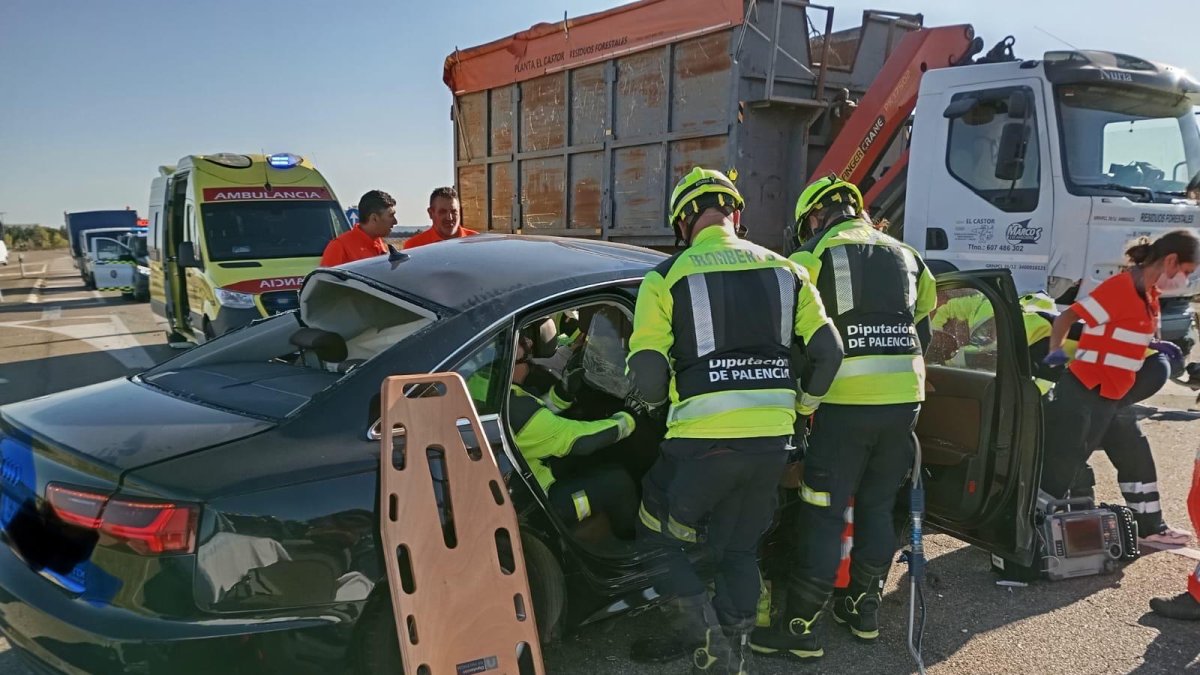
[
  {"left": 290, "top": 328, "right": 348, "bottom": 363},
  {"left": 522, "top": 318, "right": 558, "bottom": 359}
]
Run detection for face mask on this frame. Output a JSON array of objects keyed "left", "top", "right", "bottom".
[{"left": 1156, "top": 270, "right": 1189, "bottom": 292}]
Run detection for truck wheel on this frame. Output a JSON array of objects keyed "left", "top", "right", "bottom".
[{"left": 351, "top": 533, "right": 566, "bottom": 674}]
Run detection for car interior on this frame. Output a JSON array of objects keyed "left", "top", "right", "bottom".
[
  {"left": 504, "top": 301, "right": 664, "bottom": 555},
  {"left": 139, "top": 274, "right": 438, "bottom": 418},
  {"left": 918, "top": 286, "right": 1004, "bottom": 522}
]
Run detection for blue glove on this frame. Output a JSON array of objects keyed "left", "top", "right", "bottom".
[
  {"left": 1042, "top": 349, "right": 1069, "bottom": 367},
  {"left": 1150, "top": 339, "right": 1183, "bottom": 364}
]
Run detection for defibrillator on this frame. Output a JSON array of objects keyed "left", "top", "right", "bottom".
[{"left": 992, "top": 497, "right": 1139, "bottom": 581}]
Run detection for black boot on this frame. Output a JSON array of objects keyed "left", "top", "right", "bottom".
[
  {"left": 832, "top": 559, "right": 890, "bottom": 641},
  {"left": 702, "top": 617, "right": 753, "bottom": 675},
  {"left": 674, "top": 595, "right": 736, "bottom": 674},
  {"left": 749, "top": 577, "right": 830, "bottom": 660},
  {"left": 1150, "top": 592, "right": 1200, "bottom": 620},
  {"left": 630, "top": 593, "right": 721, "bottom": 664}
]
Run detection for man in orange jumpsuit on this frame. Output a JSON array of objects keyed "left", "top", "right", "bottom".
[{"left": 320, "top": 190, "right": 396, "bottom": 266}]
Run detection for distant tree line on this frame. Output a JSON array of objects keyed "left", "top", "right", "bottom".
[{"left": 2, "top": 225, "right": 69, "bottom": 250}]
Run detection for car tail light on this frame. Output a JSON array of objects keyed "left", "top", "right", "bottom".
[{"left": 47, "top": 483, "right": 199, "bottom": 555}]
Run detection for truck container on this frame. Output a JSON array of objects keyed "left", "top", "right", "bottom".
[
  {"left": 65, "top": 209, "right": 139, "bottom": 268},
  {"left": 443, "top": 0, "right": 922, "bottom": 252}
]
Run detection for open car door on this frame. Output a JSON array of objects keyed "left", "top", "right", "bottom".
[
  {"left": 91, "top": 237, "right": 136, "bottom": 292},
  {"left": 920, "top": 269, "right": 1043, "bottom": 568}
]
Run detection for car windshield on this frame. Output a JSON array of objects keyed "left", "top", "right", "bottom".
[
  {"left": 139, "top": 275, "right": 438, "bottom": 419},
  {"left": 1055, "top": 83, "right": 1200, "bottom": 199},
  {"left": 201, "top": 200, "right": 348, "bottom": 262}
]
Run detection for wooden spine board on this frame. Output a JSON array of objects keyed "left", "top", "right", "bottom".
[{"left": 379, "top": 373, "right": 545, "bottom": 675}]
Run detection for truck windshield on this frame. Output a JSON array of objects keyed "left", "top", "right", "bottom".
[
  {"left": 201, "top": 200, "right": 349, "bottom": 262},
  {"left": 125, "top": 236, "right": 148, "bottom": 258},
  {"left": 1056, "top": 84, "right": 1200, "bottom": 200}
]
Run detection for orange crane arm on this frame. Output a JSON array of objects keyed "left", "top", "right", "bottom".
[{"left": 809, "top": 25, "right": 979, "bottom": 187}]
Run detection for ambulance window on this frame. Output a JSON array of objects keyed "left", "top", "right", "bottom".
[
  {"left": 945, "top": 85, "right": 1040, "bottom": 213},
  {"left": 186, "top": 204, "right": 195, "bottom": 242},
  {"left": 926, "top": 288, "right": 998, "bottom": 375},
  {"left": 150, "top": 213, "right": 160, "bottom": 259}
]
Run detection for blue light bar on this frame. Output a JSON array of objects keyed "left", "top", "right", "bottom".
[{"left": 267, "top": 153, "right": 301, "bottom": 169}]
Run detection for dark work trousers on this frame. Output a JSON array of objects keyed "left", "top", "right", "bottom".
[
  {"left": 1076, "top": 354, "right": 1170, "bottom": 531},
  {"left": 548, "top": 465, "right": 639, "bottom": 539},
  {"left": 794, "top": 403, "right": 919, "bottom": 584},
  {"left": 637, "top": 438, "right": 789, "bottom": 625},
  {"left": 1040, "top": 370, "right": 1120, "bottom": 498}
]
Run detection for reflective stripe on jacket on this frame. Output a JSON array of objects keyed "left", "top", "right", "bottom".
[
  {"left": 791, "top": 219, "right": 936, "bottom": 405},
  {"left": 628, "top": 226, "right": 832, "bottom": 439},
  {"left": 1069, "top": 272, "right": 1159, "bottom": 400}
]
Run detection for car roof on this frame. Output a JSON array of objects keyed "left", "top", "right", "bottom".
[{"left": 322, "top": 234, "right": 666, "bottom": 313}]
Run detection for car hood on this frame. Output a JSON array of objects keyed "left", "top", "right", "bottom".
[{"left": 1, "top": 378, "right": 273, "bottom": 473}]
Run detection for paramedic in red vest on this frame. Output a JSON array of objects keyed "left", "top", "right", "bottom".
[
  {"left": 1040, "top": 230, "right": 1199, "bottom": 499},
  {"left": 402, "top": 186, "right": 479, "bottom": 249},
  {"left": 319, "top": 190, "right": 396, "bottom": 266}
]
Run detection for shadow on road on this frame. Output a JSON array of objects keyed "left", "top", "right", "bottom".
[
  {"left": 1132, "top": 611, "right": 1200, "bottom": 673},
  {"left": 913, "top": 544, "right": 1121, "bottom": 670},
  {"left": 0, "top": 297, "right": 142, "bottom": 315},
  {"left": 0, "top": 346, "right": 175, "bottom": 405}
]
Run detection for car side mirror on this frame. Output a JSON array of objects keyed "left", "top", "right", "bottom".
[
  {"left": 994, "top": 122, "right": 1029, "bottom": 181},
  {"left": 177, "top": 241, "right": 202, "bottom": 268}
]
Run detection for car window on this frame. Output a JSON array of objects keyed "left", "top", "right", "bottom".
[
  {"left": 518, "top": 300, "right": 635, "bottom": 399},
  {"left": 926, "top": 287, "right": 999, "bottom": 374},
  {"left": 453, "top": 330, "right": 511, "bottom": 416}
]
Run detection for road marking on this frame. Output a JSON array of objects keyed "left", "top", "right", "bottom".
[
  {"left": 23, "top": 278, "right": 46, "bottom": 304},
  {"left": 0, "top": 263, "right": 47, "bottom": 279},
  {"left": 0, "top": 315, "right": 157, "bottom": 370},
  {"left": 1150, "top": 544, "right": 1200, "bottom": 561},
  {"left": 41, "top": 306, "right": 62, "bottom": 321}
]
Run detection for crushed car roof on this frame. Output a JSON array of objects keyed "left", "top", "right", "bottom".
[{"left": 323, "top": 234, "right": 665, "bottom": 313}]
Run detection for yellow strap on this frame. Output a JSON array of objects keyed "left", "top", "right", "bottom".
[{"left": 571, "top": 491, "right": 591, "bottom": 521}]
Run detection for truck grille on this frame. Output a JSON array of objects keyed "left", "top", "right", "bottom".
[{"left": 260, "top": 290, "right": 299, "bottom": 315}]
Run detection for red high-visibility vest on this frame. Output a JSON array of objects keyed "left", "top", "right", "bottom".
[{"left": 1069, "top": 272, "right": 1159, "bottom": 400}]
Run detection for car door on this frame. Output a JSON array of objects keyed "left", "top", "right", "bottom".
[
  {"left": 920, "top": 269, "right": 1042, "bottom": 567},
  {"left": 91, "top": 237, "right": 136, "bottom": 291}
]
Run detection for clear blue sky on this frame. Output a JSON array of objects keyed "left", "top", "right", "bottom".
[{"left": 1, "top": 0, "right": 1197, "bottom": 227}]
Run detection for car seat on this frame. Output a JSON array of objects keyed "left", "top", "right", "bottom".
[{"left": 289, "top": 327, "right": 354, "bottom": 372}]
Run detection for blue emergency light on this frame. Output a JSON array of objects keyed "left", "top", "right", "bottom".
[{"left": 267, "top": 153, "right": 302, "bottom": 169}]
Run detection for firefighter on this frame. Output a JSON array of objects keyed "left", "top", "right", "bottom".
[
  {"left": 626, "top": 167, "right": 843, "bottom": 673},
  {"left": 752, "top": 175, "right": 936, "bottom": 659},
  {"left": 509, "top": 319, "right": 640, "bottom": 539},
  {"left": 1040, "top": 231, "right": 1199, "bottom": 500}
]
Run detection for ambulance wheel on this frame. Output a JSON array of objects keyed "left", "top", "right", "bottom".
[
  {"left": 85, "top": 274, "right": 95, "bottom": 290},
  {"left": 351, "top": 533, "right": 565, "bottom": 674},
  {"left": 202, "top": 319, "right": 216, "bottom": 341}
]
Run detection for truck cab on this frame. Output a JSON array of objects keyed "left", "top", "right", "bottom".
[
  {"left": 902, "top": 50, "right": 1200, "bottom": 348},
  {"left": 79, "top": 226, "right": 138, "bottom": 291}
]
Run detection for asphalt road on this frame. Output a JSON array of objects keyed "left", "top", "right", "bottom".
[{"left": 1, "top": 249, "right": 1199, "bottom": 674}]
